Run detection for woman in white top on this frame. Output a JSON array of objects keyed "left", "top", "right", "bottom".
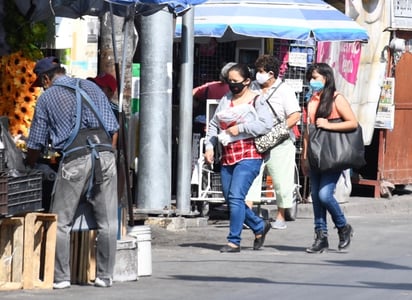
[{"left": 249, "top": 55, "right": 301, "bottom": 230}]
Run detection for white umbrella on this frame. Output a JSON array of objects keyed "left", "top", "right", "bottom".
[
  {"left": 175, "top": 0, "right": 369, "bottom": 42},
  {"left": 13, "top": 0, "right": 204, "bottom": 20}
]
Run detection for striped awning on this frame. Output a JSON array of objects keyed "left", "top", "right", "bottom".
[{"left": 175, "top": 0, "right": 369, "bottom": 42}]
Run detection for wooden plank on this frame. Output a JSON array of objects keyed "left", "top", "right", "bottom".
[
  {"left": 70, "top": 231, "right": 74, "bottom": 282},
  {"left": 71, "top": 231, "right": 78, "bottom": 283},
  {"left": 83, "top": 231, "right": 90, "bottom": 283},
  {"left": 11, "top": 219, "right": 24, "bottom": 283},
  {"left": 80, "top": 231, "right": 86, "bottom": 283},
  {"left": 70, "top": 230, "right": 98, "bottom": 284},
  {"left": 22, "top": 213, "right": 57, "bottom": 290},
  {"left": 0, "top": 282, "right": 23, "bottom": 290},
  {"left": 352, "top": 178, "right": 380, "bottom": 198},
  {"left": 33, "top": 217, "right": 42, "bottom": 285},
  {"left": 0, "top": 220, "right": 12, "bottom": 283},
  {"left": 87, "top": 230, "right": 96, "bottom": 283},
  {"left": 22, "top": 213, "right": 35, "bottom": 290},
  {"left": 41, "top": 214, "right": 56, "bottom": 288}
]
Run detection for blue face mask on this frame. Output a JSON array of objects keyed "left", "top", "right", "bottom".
[{"left": 309, "top": 79, "right": 324, "bottom": 92}]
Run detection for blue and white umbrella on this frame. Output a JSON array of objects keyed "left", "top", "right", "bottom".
[
  {"left": 13, "top": 0, "right": 205, "bottom": 21},
  {"left": 175, "top": 0, "right": 369, "bottom": 42}
]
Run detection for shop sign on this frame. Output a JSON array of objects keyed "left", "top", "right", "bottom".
[{"left": 391, "top": 0, "right": 412, "bottom": 30}]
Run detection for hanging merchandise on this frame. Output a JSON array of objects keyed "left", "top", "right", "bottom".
[
  {"left": 374, "top": 77, "right": 395, "bottom": 130},
  {"left": 129, "top": 63, "right": 140, "bottom": 170},
  {"left": 0, "top": 123, "right": 26, "bottom": 173}
]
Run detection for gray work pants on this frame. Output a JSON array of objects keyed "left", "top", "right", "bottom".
[{"left": 51, "top": 151, "right": 118, "bottom": 282}]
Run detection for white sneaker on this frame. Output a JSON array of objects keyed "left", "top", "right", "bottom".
[
  {"left": 53, "top": 281, "right": 71, "bottom": 289},
  {"left": 94, "top": 277, "right": 113, "bottom": 288},
  {"left": 271, "top": 220, "right": 287, "bottom": 230}
]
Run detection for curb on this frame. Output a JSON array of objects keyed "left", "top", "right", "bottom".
[
  {"left": 290, "top": 195, "right": 412, "bottom": 219},
  {"left": 144, "top": 194, "right": 412, "bottom": 231}
]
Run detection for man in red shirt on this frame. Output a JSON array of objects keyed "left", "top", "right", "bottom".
[{"left": 192, "top": 62, "right": 236, "bottom": 128}]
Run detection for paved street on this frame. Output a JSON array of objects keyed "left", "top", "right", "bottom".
[{"left": 2, "top": 195, "right": 412, "bottom": 300}]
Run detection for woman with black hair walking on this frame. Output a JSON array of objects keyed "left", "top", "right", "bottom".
[{"left": 302, "top": 63, "right": 355, "bottom": 253}]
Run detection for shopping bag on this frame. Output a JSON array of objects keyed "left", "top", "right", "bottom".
[{"left": 308, "top": 120, "right": 366, "bottom": 172}]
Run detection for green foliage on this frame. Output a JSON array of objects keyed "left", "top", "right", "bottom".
[{"left": 3, "top": 1, "right": 48, "bottom": 60}]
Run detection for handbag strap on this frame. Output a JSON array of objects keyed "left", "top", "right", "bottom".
[
  {"left": 307, "top": 93, "right": 343, "bottom": 132},
  {"left": 308, "top": 92, "right": 340, "bottom": 124},
  {"left": 264, "top": 81, "right": 283, "bottom": 122}
]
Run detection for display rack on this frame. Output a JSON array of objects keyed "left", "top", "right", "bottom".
[{"left": 271, "top": 39, "right": 316, "bottom": 200}]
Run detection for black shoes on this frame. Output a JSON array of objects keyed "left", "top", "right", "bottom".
[
  {"left": 220, "top": 244, "right": 240, "bottom": 253},
  {"left": 253, "top": 220, "right": 271, "bottom": 250},
  {"left": 338, "top": 224, "right": 354, "bottom": 250},
  {"left": 221, "top": 219, "right": 271, "bottom": 252},
  {"left": 306, "top": 224, "right": 354, "bottom": 253},
  {"left": 306, "top": 230, "right": 329, "bottom": 253}
]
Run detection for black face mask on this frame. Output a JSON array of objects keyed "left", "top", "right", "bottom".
[{"left": 228, "top": 81, "right": 246, "bottom": 94}]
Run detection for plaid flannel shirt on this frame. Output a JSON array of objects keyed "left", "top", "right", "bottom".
[{"left": 221, "top": 137, "right": 262, "bottom": 166}]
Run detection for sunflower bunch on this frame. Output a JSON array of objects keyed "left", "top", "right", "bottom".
[{"left": 0, "top": 51, "right": 41, "bottom": 137}]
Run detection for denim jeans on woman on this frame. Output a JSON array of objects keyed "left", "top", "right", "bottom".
[
  {"left": 220, "top": 158, "right": 265, "bottom": 246},
  {"left": 309, "top": 169, "right": 347, "bottom": 232}
]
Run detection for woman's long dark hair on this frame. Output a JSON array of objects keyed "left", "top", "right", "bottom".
[{"left": 306, "top": 63, "right": 336, "bottom": 118}]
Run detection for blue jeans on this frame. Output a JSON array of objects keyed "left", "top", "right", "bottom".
[
  {"left": 310, "top": 170, "right": 347, "bottom": 232},
  {"left": 221, "top": 159, "right": 265, "bottom": 246}
]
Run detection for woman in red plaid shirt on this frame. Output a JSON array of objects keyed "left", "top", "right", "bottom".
[{"left": 204, "top": 64, "right": 274, "bottom": 253}]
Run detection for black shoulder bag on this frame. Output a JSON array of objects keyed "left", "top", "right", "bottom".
[{"left": 307, "top": 96, "right": 366, "bottom": 172}]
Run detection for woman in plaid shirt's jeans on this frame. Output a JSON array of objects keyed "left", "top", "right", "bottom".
[{"left": 204, "top": 63, "right": 273, "bottom": 253}]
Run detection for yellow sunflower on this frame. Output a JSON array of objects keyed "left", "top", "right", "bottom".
[
  {"left": 9, "top": 121, "right": 28, "bottom": 137},
  {"left": 16, "top": 100, "right": 34, "bottom": 117},
  {"left": 0, "top": 51, "right": 40, "bottom": 137}
]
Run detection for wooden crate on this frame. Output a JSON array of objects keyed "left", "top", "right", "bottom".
[
  {"left": 69, "top": 206, "right": 128, "bottom": 284},
  {"left": 0, "top": 213, "right": 57, "bottom": 290},
  {"left": 70, "top": 230, "right": 97, "bottom": 284},
  {"left": 22, "top": 213, "right": 57, "bottom": 290},
  {"left": 0, "top": 217, "right": 24, "bottom": 291}
]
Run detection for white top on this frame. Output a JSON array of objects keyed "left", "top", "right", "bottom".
[{"left": 250, "top": 78, "right": 301, "bottom": 122}]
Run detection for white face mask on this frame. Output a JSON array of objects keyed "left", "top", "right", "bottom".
[{"left": 256, "top": 72, "right": 271, "bottom": 85}]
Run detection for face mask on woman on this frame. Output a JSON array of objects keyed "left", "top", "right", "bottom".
[
  {"left": 228, "top": 81, "right": 246, "bottom": 94},
  {"left": 256, "top": 72, "right": 271, "bottom": 85},
  {"left": 309, "top": 79, "right": 324, "bottom": 92}
]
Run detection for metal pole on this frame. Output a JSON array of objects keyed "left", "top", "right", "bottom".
[
  {"left": 109, "top": 3, "right": 134, "bottom": 225},
  {"left": 118, "top": 16, "right": 128, "bottom": 112},
  {"left": 176, "top": 8, "right": 194, "bottom": 215},
  {"left": 137, "top": 7, "right": 173, "bottom": 214}
]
